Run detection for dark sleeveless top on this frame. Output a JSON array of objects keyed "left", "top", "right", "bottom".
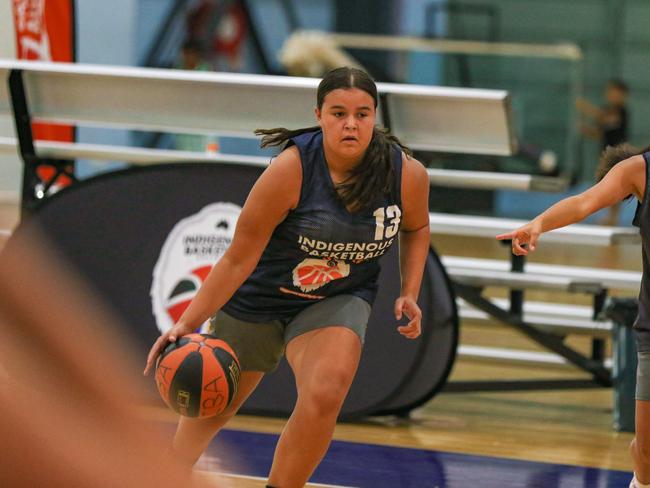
[
  {"left": 632, "top": 152, "right": 650, "bottom": 351},
  {"left": 222, "top": 130, "right": 403, "bottom": 322}
]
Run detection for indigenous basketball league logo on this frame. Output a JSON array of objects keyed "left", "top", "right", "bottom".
[
  {"left": 151, "top": 203, "right": 241, "bottom": 334},
  {"left": 291, "top": 258, "right": 350, "bottom": 293}
]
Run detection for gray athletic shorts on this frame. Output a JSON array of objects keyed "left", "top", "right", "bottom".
[
  {"left": 208, "top": 294, "right": 372, "bottom": 372},
  {"left": 638, "top": 351, "right": 650, "bottom": 401}
]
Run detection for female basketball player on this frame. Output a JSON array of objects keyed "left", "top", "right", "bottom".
[
  {"left": 496, "top": 143, "right": 650, "bottom": 488},
  {"left": 144, "top": 67, "right": 430, "bottom": 487}
]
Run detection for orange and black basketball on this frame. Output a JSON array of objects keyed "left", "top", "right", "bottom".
[{"left": 155, "top": 333, "right": 240, "bottom": 418}]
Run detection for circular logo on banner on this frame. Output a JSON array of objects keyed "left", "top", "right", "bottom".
[{"left": 151, "top": 202, "right": 241, "bottom": 334}]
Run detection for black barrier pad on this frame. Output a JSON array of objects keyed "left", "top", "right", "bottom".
[
  {"left": 371, "top": 249, "right": 458, "bottom": 416},
  {"left": 15, "top": 163, "right": 458, "bottom": 418},
  {"left": 17, "top": 164, "right": 261, "bottom": 354}
]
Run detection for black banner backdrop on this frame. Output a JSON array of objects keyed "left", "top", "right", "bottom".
[{"left": 14, "top": 163, "right": 458, "bottom": 418}]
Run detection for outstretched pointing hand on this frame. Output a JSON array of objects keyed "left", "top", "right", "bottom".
[{"left": 496, "top": 221, "right": 542, "bottom": 256}]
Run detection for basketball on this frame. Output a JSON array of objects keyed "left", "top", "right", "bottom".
[{"left": 155, "top": 333, "right": 240, "bottom": 418}]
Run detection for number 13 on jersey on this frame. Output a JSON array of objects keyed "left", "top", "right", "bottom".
[{"left": 373, "top": 205, "right": 401, "bottom": 241}]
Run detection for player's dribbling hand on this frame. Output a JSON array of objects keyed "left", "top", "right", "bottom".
[
  {"left": 395, "top": 296, "right": 422, "bottom": 339},
  {"left": 495, "top": 220, "right": 542, "bottom": 256},
  {"left": 143, "top": 322, "right": 194, "bottom": 376}
]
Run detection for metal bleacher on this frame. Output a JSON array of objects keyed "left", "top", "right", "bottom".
[
  {"left": 442, "top": 256, "right": 641, "bottom": 292},
  {"left": 0, "top": 60, "right": 514, "bottom": 152},
  {"left": 429, "top": 212, "right": 640, "bottom": 246},
  {"left": 0, "top": 58, "right": 556, "bottom": 204}
]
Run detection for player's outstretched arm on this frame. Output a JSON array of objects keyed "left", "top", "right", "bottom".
[{"left": 496, "top": 154, "right": 644, "bottom": 256}]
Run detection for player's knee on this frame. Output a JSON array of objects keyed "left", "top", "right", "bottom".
[
  {"left": 305, "top": 384, "right": 345, "bottom": 415},
  {"left": 303, "top": 370, "right": 352, "bottom": 415}
]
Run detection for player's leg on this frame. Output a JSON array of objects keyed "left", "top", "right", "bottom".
[
  {"left": 631, "top": 353, "right": 650, "bottom": 487},
  {"left": 171, "top": 370, "right": 264, "bottom": 466},
  {"left": 267, "top": 295, "right": 370, "bottom": 487},
  {"left": 268, "top": 326, "right": 362, "bottom": 487},
  {"left": 170, "top": 311, "right": 285, "bottom": 467}
]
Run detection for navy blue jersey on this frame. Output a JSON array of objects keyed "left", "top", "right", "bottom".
[{"left": 222, "top": 129, "right": 403, "bottom": 322}]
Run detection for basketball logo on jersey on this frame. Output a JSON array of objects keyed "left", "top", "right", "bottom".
[
  {"left": 291, "top": 258, "right": 350, "bottom": 292},
  {"left": 151, "top": 202, "right": 241, "bottom": 334}
]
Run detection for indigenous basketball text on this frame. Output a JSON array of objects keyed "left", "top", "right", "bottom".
[{"left": 297, "top": 235, "right": 395, "bottom": 261}]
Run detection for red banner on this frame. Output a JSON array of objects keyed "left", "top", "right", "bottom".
[{"left": 13, "top": 0, "right": 75, "bottom": 143}]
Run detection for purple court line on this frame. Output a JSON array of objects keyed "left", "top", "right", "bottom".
[{"left": 196, "top": 428, "right": 633, "bottom": 488}]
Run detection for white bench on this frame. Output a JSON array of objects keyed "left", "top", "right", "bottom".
[
  {"left": 0, "top": 136, "right": 566, "bottom": 192},
  {"left": 457, "top": 345, "right": 613, "bottom": 370},
  {"left": 438, "top": 221, "right": 632, "bottom": 385},
  {"left": 443, "top": 252, "right": 638, "bottom": 341},
  {"left": 456, "top": 298, "right": 613, "bottom": 338},
  {"left": 445, "top": 255, "right": 639, "bottom": 368},
  {"left": 0, "top": 59, "right": 515, "bottom": 155},
  {"left": 0, "top": 59, "right": 575, "bottom": 195},
  {"left": 443, "top": 256, "right": 641, "bottom": 291},
  {"left": 430, "top": 212, "right": 641, "bottom": 246},
  {"left": 0, "top": 60, "right": 574, "bottom": 192},
  {"left": 448, "top": 267, "right": 604, "bottom": 294}
]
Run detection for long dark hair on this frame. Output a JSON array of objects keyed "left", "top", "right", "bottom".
[{"left": 255, "top": 67, "right": 411, "bottom": 212}]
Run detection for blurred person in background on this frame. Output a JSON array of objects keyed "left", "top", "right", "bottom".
[
  {"left": 178, "top": 39, "right": 211, "bottom": 72},
  {"left": 577, "top": 79, "right": 630, "bottom": 225}
]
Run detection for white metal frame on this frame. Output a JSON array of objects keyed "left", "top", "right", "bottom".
[
  {"left": 429, "top": 212, "right": 640, "bottom": 246},
  {"left": 0, "top": 136, "right": 564, "bottom": 191},
  {"left": 0, "top": 59, "right": 516, "bottom": 155}
]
